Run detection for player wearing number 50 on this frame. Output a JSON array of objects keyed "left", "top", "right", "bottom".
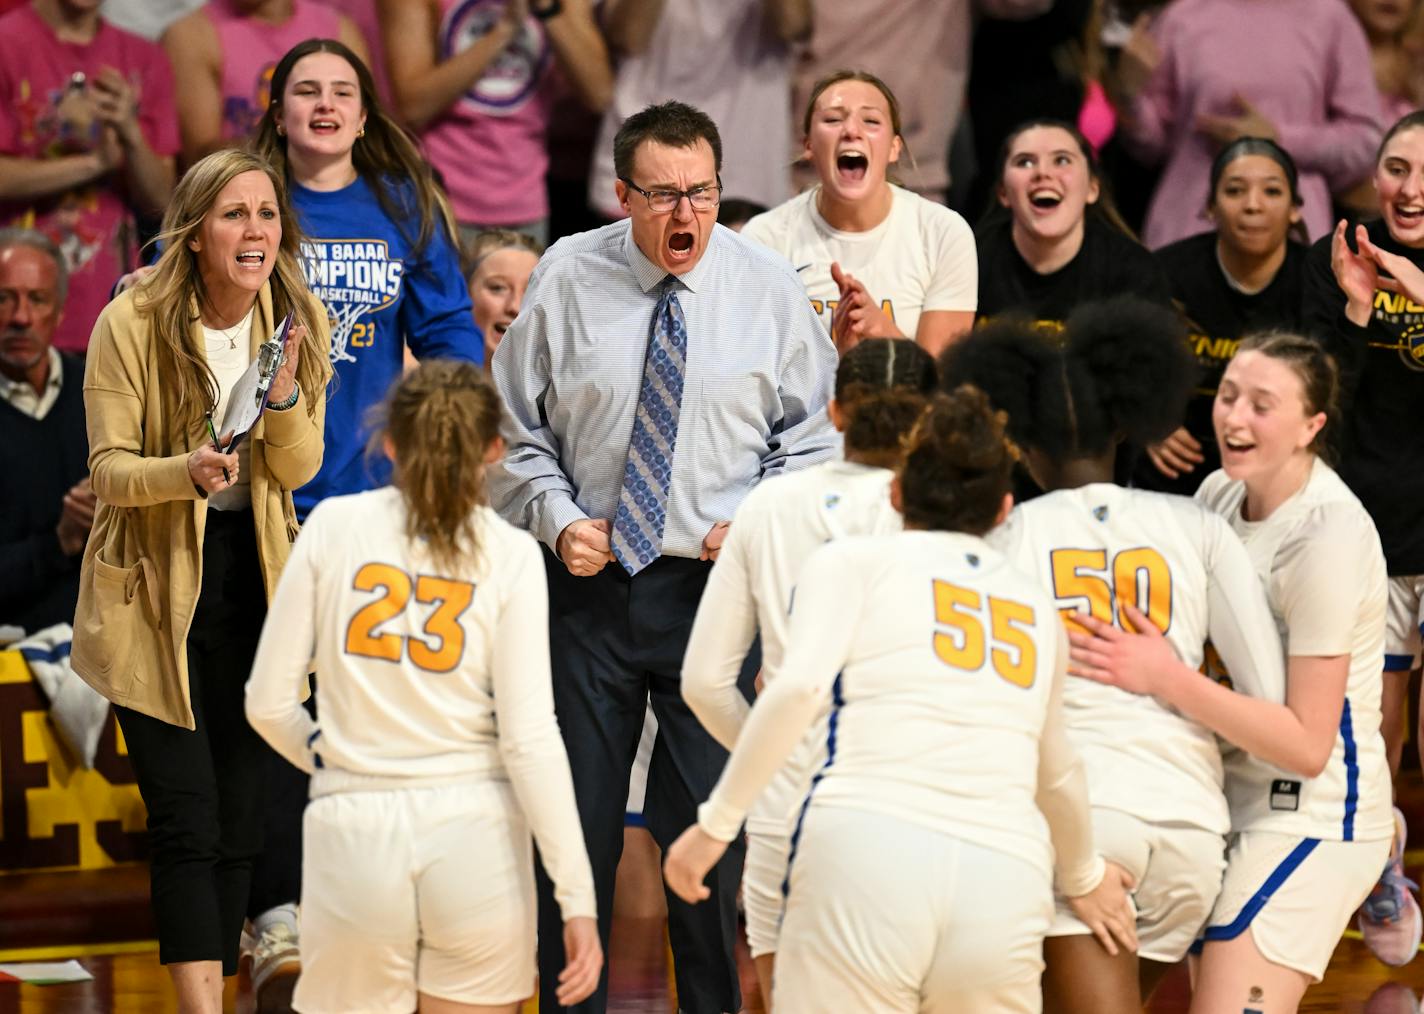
[
  {"left": 488, "top": 101, "right": 838, "bottom": 1014},
  {"left": 944, "top": 298, "right": 1287, "bottom": 1014},
  {"left": 1069, "top": 332, "right": 1393, "bottom": 1012},
  {"left": 70, "top": 148, "right": 330, "bottom": 1013},
  {"left": 245, "top": 360, "right": 600, "bottom": 1014},
  {"left": 665, "top": 388, "right": 1137, "bottom": 1014}
]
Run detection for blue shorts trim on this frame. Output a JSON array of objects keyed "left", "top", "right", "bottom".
[
  {"left": 1341, "top": 699, "right": 1359, "bottom": 841},
  {"left": 1189, "top": 837, "right": 1321, "bottom": 953}
]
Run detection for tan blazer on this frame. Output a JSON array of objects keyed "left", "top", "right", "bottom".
[{"left": 72, "top": 283, "right": 328, "bottom": 729}]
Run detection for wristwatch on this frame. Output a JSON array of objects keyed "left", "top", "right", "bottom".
[{"left": 531, "top": 0, "right": 563, "bottom": 20}]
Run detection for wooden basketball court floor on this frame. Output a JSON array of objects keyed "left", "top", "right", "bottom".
[
  {"left": 9, "top": 777, "right": 1424, "bottom": 1012},
  {"left": 5, "top": 862, "right": 1424, "bottom": 1012}
]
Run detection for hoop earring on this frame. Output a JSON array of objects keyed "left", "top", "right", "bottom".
[{"left": 276, "top": 124, "right": 285, "bottom": 136}]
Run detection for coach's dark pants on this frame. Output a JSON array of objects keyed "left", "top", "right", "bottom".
[
  {"left": 115, "top": 508, "right": 267, "bottom": 975},
  {"left": 536, "top": 549, "right": 755, "bottom": 1014}
]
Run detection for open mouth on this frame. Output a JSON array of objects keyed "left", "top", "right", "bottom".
[
  {"left": 494, "top": 320, "right": 511, "bottom": 336},
  {"left": 236, "top": 251, "right": 266, "bottom": 268},
  {"left": 309, "top": 119, "right": 340, "bottom": 135},
  {"left": 1029, "top": 188, "right": 1063, "bottom": 210},
  {"left": 668, "top": 231, "right": 695, "bottom": 259},
  {"left": 1394, "top": 204, "right": 1424, "bottom": 227},
  {"left": 836, "top": 151, "right": 869, "bottom": 184},
  {"left": 1222, "top": 436, "right": 1255, "bottom": 454}
]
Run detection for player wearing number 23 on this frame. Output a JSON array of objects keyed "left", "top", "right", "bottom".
[{"left": 245, "top": 361, "right": 599, "bottom": 1012}]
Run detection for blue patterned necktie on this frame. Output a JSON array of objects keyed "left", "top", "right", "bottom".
[{"left": 611, "top": 280, "right": 687, "bottom": 576}]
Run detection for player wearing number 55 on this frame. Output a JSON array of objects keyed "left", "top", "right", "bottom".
[
  {"left": 244, "top": 360, "right": 601, "bottom": 1013},
  {"left": 665, "top": 387, "right": 1136, "bottom": 1013},
  {"left": 70, "top": 148, "right": 330, "bottom": 1014}
]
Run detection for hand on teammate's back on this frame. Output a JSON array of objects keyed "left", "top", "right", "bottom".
[
  {"left": 1066, "top": 861, "right": 1139, "bottom": 957},
  {"left": 556, "top": 916, "right": 602, "bottom": 1006}
]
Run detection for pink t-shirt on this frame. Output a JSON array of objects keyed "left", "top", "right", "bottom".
[
  {"left": 0, "top": 6, "right": 179, "bottom": 353},
  {"left": 208, "top": 0, "right": 342, "bottom": 142},
  {"left": 1124, "top": 0, "right": 1383, "bottom": 249},
  {"left": 319, "top": 0, "right": 394, "bottom": 107},
  {"left": 420, "top": 0, "right": 556, "bottom": 226},
  {"left": 588, "top": 0, "right": 793, "bottom": 218}
]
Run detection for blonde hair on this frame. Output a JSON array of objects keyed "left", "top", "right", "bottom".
[
  {"left": 462, "top": 228, "right": 544, "bottom": 281},
  {"left": 135, "top": 149, "right": 328, "bottom": 435},
  {"left": 376, "top": 360, "right": 503, "bottom": 570}
]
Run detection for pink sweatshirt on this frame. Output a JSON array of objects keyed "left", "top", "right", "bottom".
[{"left": 1124, "top": 0, "right": 1383, "bottom": 249}]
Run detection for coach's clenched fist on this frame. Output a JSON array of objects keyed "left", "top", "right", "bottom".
[{"left": 556, "top": 518, "right": 614, "bottom": 577}]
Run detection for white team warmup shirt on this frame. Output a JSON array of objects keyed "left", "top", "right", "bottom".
[
  {"left": 697, "top": 530, "right": 1104, "bottom": 898},
  {"left": 740, "top": 184, "right": 978, "bottom": 340},
  {"left": 245, "top": 488, "right": 596, "bottom": 921},
  {"left": 682, "top": 459, "right": 901, "bottom": 833},
  {"left": 989, "top": 484, "right": 1286, "bottom": 835},
  {"left": 1197, "top": 460, "right": 1392, "bottom": 843}
]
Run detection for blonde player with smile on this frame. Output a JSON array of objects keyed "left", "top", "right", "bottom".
[
  {"left": 944, "top": 297, "right": 1288, "bottom": 1014},
  {"left": 1071, "top": 333, "right": 1393, "bottom": 1012}
]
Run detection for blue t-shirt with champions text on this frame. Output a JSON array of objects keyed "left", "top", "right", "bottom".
[{"left": 291, "top": 175, "right": 481, "bottom": 519}]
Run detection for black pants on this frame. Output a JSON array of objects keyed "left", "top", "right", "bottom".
[
  {"left": 115, "top": 509, "right": 267, "bottom": 976},
  {"left": 536, "top": 550, "right": 756, "bottom": 1014}
]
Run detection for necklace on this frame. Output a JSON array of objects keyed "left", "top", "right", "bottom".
[{"left": 206, "top": 308, "right": 254, "bottom": 352}]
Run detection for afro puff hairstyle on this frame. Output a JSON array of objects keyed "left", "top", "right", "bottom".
[{"left": 939, "top": 296, "right": 1198, "bottom": 463}]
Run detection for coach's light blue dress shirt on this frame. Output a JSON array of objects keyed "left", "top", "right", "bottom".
[{"left": 489, "top": 219, "right": 839, "bottom": 560}]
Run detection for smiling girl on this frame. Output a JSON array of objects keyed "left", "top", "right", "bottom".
[
  {"left": 740, "top": 71, "right": 977, "bottom": 357},
  {"left": 975, "top": 119, "right": 1171, "bottom": 328},
  {"left": 464, "top": 228, "right": 542, "bottom": 365},
  {"left": 1303, "top": 109, "right": 1424, "bottom": 967},
  {"left": 1070, "top": 333, "right": 1393, "bottom": 1012},
  {"left": 251, "top": 38, "right": 481, "bottom": 519},
  {"left": 1145, "top": 138, "right": 1306, "bottom": 495}
]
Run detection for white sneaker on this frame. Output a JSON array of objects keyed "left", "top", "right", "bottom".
[{"left": 251, "top": 920, "right": 301, "bottom": 1012}]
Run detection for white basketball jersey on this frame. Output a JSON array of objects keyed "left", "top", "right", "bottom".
[
  {"left": 990, "top": 484, "right": 1286, "bottom": 834},
  {"left": 683, "top": 460, "right": 901, "bottom": 832},
  {"left": 245, "top": 487, "right": 595, "bottom": 917},
  {"left": 702, "top": 531, "right": 1069, "bottom": 880},
  {"left": 741, "top": 185, "right": 977, "bottom": 340},
  {"left": 1197, "top": 460, "right": 1393, "bottom": 842}
]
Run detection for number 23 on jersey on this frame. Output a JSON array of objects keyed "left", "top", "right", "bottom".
[{"left": 344, "top": 562, "right": 475, "bottom": 673}]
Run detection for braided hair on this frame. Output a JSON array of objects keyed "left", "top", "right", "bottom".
[
  {"left": 835, "top": 338, "right": 938, "bottom": 462},
  {"left": 940, "top": 295, "right": 1196, "bottom": 463}
]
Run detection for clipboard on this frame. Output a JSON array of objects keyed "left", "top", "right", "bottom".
[{"left": 220, "top": 311, "right": 293, "bottom": 453}]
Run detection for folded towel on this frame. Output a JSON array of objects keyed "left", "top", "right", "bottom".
[{"left": 17, "top": 624, "right": 109, "bottom": 769}]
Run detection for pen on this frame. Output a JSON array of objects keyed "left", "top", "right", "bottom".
[{"left": 205, "top": 415, "right": 231, "bottom": 485}]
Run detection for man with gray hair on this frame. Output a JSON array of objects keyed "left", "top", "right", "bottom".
[{"left": 0, "top": 227, "right": 95, "bottom": 632}]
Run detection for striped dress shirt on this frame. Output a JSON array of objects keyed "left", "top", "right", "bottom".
[{"left": 489, "top": 219, "right": 839, "bottom": 559}]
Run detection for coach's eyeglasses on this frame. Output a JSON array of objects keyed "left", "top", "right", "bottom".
[{"left": 620, "top": 177, "right": 723, "bottom": 213}]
